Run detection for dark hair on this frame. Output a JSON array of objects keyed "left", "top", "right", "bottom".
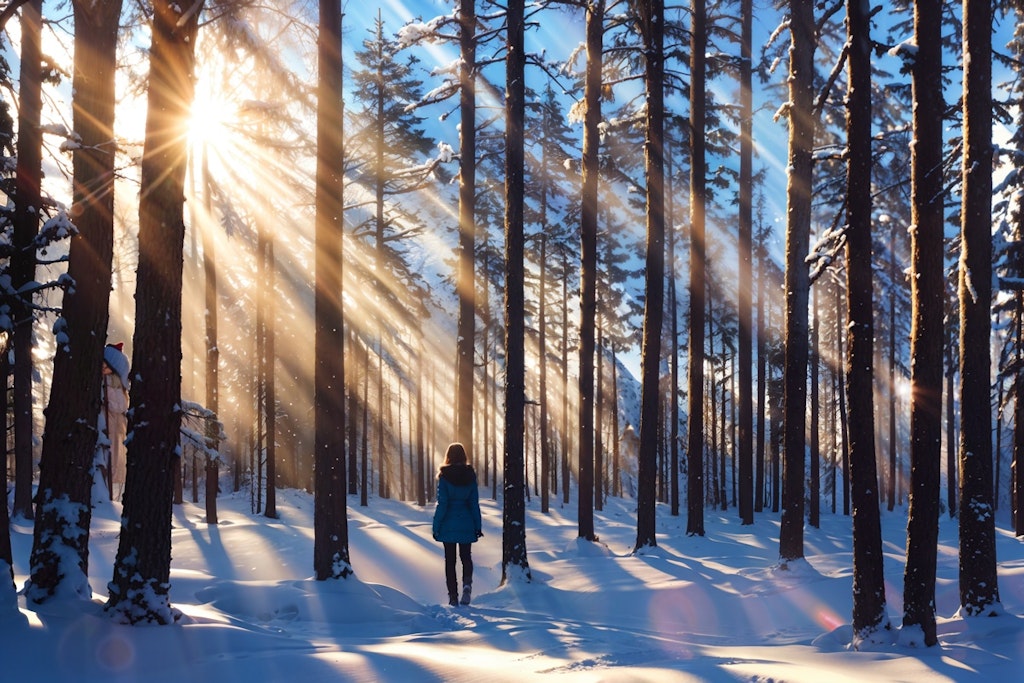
[{"left": 442, "top": 442, "right": 468, "bottom": 467}]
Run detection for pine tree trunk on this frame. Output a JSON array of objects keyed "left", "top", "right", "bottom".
[
  {"left": 779, "top": 0, "right": 814, "bottom": 563},
  {"left": 902, "top": 0, "right": 944, "bottom": 643},
  {"left": 312, "top": 0, "right": 351, "bottom": 581},
  {"left": 24, "top": 0, "right": 122, "bottom": 601},
  {"left": 737, "top": 0, "right": 754, "bottom": 524},
  {"left": 200, "top": 145, "right": 220, "bottom": 524},
  {"left": 845, "top": 0, "right": 887, "bottom": 638},
  {"left": 958, "top": 0, "right": 999, "bottom": 616},
  {"left": 684, "top": 0, "right": 706, "bottom": 538},
  {"left": 635, "top": 0, "right": 666, "bottom": 550},
  {"left": 540, "top": 235, "right": 550, "bottom": 514},
  {"left": 755, "top": 243, "right": 767, "bottom": 513},
  {"left": 501, "top": 0, "right": 531, "bottom": 582},
  {"left": 10, "top": 0, "right": 42, "bottom": 522},
  {"left": 106, "top": 0, "right": 202, "bottom": 623},
  {"left": 576, "top": 0, "right": 603, "bottom": 542},
  {"left": 455, "top": 0, "right": 477, "bottom": 448},
  {"left": 1014, "top": 294, "right": 1024, "bottom": 535},
  {"left": 667, "top": 144, "right": 680, "bottom": 517},
  {"left": 809, "top": 287, "right": 819, "bottom": 529}
]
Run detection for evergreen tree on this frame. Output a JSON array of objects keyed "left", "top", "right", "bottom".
[{"left": 349, "top": 13, "right": 442, "bottom": 499}]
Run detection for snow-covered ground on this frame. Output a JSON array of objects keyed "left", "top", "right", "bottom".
[{"left": 5, "top": 486, "right": 1024, "bottom": 681}]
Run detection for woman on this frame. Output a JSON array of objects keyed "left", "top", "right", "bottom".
[{"left": 432, "top": 442, "right": 483, "bottom": 606}]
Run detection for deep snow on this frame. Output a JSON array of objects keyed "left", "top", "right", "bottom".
[{"left": 5, "top": 485, "right": 1024, "bottom": 682}]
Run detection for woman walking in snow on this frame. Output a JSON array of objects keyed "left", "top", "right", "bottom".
[{"left": 432, "top": 442, "right": 483, "bottom": 606}]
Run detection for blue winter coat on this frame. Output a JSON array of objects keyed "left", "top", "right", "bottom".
[{"left": 432, "top": 465, "right": 482, "bottom": 544}]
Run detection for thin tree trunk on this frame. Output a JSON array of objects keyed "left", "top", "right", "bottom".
[
  {"left": 685, "top": 0, "right": 706, "bottom": 538},
  {"left": 888, "top": 217, "right": 898, "bottom": 513},
  {"left": 577, "top": 0, "right": 604, "bottom": 541},
  {"left": 1014, "top": 292, "right": 1024, "bottom": 535},
  {"left": 905, "top": 0, "right": 942, "bottom": 634},
  {"left": 540, "top": 235, "right": 550, "bottom": 514},
  {"left": 10, "top": 0, "right": 43, "bottom": 522},
  {"left": 779, "top": 0, "right": 814, "bottom": 563},
  {"left": 737, "top": 0, "right": 754, "bottom": 525},
  {"left": 809, "top": 286, "right": 820, "bottom": 529},
  {"left": 755, "top": 241, "right": 767, "bottom": 513},
  {"left": 846, "top": 0, "right": 887, "bottom": 638},
  {"left": 200, "top": 142, "right": 220, "bottom": 524},
  {"left": 455, "top": 0, "right": 477, "bottom": 448},
  {"left": 501, "top": 0, "right": 531, "bottom": 582}
]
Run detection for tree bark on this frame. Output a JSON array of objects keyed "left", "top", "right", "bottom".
[
  {"left": 501, "top": 0, "right": 531, "bottom": 582},
  {"left": 635, "top": 0, "right": 666, "bottom": 551},
  {"left": 779, "top": 0, "right": 814, "bottom": 563},
  {"left": 10, "top": 0, "right": 42, "bottom": 522},
  {"left": 577, "top": 0, "right": 604, "bottom": 542},
  {"left": 737, "top": 0, "right": 754, "bottom": 526},
  {"left": 846, "top": 0, "right": 887, "bottom": 640},
  {"left": 958, "top": 0, "right": 999, "bottom": 616},
  {"left": 902, "top": 0, "right": 944, "bottom": 646},
  {"left": 685, "top": 0, "right": 706, "bottom": 538},
  {"left": 23, "top": 0, "right": 122, "bottom": 601},
  {"left": 106, "top": 0, "right": 203, "bottom": 623},
  {"left": 455, "top": 0, "right": 477, "bottom": 448},
  {"left": 312, "top": 0, "right": 351, "bottom": 581}
]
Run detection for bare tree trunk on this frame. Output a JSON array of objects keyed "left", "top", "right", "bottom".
[
  {"left": 958, "top": 0, "right": 999, "bottom": 616},
  {"left": 636, "top": 0, "right": 667, "bottom": 550},
  {"left": 312, "top": 0, "right": 351, "bottom": 580},
  {"left": 501, "top": 0, "right": 531, "bottom": 582},
  {"left": 10, "top": 0, "right": 42, "bottom": 522},
  {"left": 25, "top": 0, "right": 122, "bottom": 599},
  {"left": 200, "top": 144, "right": 220, "bottom": 524},
  {"left": 809, "top": 286, "right": 820, "bottom": 529},
  {"left": 1014, "top": 293, "right": 1024, "bottom": 535},
  {"left": 901, "top": 0, "right": 943, "bottom": 642},
  {"left": 455, "top": 0, "right": 477, "bottom": 448},
  {"left": 755, "top": 238, "right": 767, "bottom": 513},
  {"left": 106, "top": 0, "right": 202, "bottom": 623},
  {"left": 576, "top": 0, "right": 604, "bottom": 541},
  {"left": 846, "top": 0, "right": 887, "bottom": 639},
  {"left": 888, "top": 217, "right": 898, "bottom": 513},
  {"left": 779, "top": 0, "right": 814, "bottom": 563},
  {"left": 685, "top": 0, "right": 706, "bottom": 538},
  {"left": 737, "top": 0, "right": 754, "bottom": 524}
]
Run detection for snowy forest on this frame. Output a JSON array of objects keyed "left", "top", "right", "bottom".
[{"left": 1, "top": 0, "right": 1023, "bottom": 660}]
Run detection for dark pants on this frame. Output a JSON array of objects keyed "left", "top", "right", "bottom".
[{"left": 443, "top": 542, "right": 473, "bottom": 598}]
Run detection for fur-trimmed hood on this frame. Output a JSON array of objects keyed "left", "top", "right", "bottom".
[{"left": 439, "top": 464, "right": 476, "bottom": 487}]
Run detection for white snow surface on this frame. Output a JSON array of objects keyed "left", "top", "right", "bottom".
[{"left": 6, "top": 487, "right": 1024, "bottom": 682}]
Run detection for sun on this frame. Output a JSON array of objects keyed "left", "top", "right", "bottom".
[{"left": 188, "top": 87, "right": 235, "bottom": 150}]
